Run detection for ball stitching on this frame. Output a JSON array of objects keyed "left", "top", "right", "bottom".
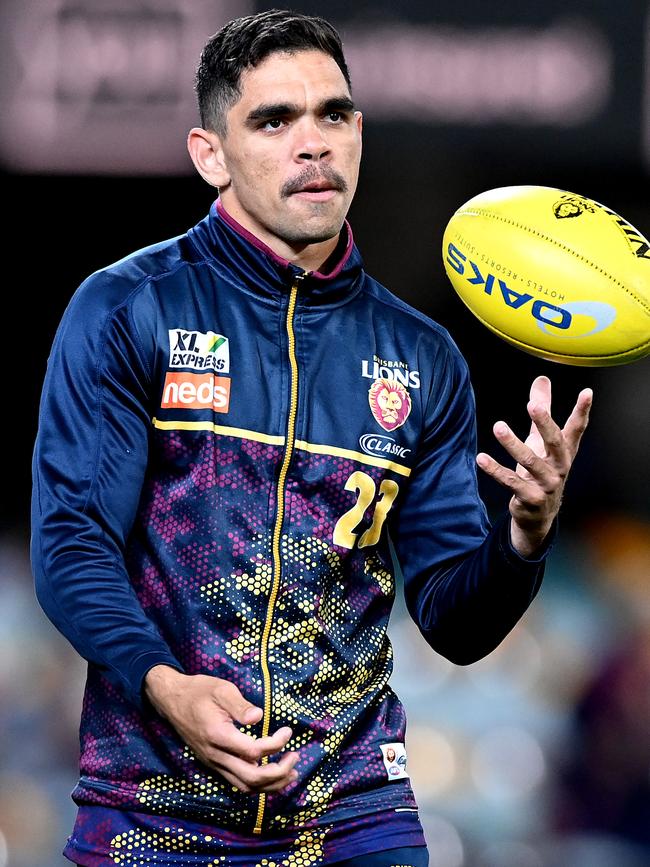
[{"left": 459, "top": 208, "right": 650, "bottom": 316}]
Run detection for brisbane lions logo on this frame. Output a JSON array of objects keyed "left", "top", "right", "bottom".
[{"left": 368, "top": 379, "right": 412, "bottom": 432}]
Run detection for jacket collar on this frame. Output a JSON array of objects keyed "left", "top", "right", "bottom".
[{"left": 188, "top": 199, "right": 365, "bottom": 307}]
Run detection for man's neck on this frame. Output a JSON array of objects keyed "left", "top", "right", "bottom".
[
  {"left": 283, "top": 236, "right": 341, "bottom": 274},
  {"left": 218, "top": 199, "right": 342, "bottom": 274}
]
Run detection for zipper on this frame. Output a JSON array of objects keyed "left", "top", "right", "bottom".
[{"left": 253, "top": 273, "right": 305, "bottom": 835}]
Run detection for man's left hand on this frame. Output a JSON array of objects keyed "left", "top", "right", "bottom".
[{"left": 476, "top": 375, "right": 593, "bottom": 558}]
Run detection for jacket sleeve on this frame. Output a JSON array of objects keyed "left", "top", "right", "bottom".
[
  {"left": 31, "top": 273, "right": 183, "bottom": 706},
  {"left": 388, "top": 334, "right": 553, "bottom": 665}
]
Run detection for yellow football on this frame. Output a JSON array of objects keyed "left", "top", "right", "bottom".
[{"left": 442, "top": 185, "right": 650, "bottom": 366}]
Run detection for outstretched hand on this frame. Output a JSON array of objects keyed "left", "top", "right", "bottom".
[{"left": 476, "top": 375, "right": 593, "bottom": 558}]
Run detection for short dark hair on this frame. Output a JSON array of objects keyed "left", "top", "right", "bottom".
[{"left": 195, "top": 9, "right": 351, "bottom": 136}]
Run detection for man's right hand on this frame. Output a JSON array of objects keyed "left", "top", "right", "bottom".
[{"left": 144, "top": 664, "right": 298, "bottom": 794}]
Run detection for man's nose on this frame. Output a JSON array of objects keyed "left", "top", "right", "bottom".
[{"left": 294, "top": 117, "right": 331, "bottom": 161}]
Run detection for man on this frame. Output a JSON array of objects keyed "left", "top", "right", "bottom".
[{"left": 31, "top": 10, "right": 592, "bottom": 867}]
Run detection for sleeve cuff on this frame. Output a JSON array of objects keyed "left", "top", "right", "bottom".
[
  {"left": 127, "top": 650, "right": 185, "bottom": 710},
  {"left": 497, "top": 512, "right": 559, "bottom": 567}
]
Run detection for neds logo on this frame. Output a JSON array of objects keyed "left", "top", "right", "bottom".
[{"left": 161, "top": 372, "right": 230, "bottom": 412}]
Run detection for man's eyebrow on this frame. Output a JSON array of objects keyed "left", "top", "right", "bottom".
[
  {"left": 245, "top": 96, "right": 355, "bottom": 124},
  {"left": 319, "top": 96, "right": 355, "bottom": 114},
  {"left": 246, "top": 102, "right": 298, "bottom": 123}
]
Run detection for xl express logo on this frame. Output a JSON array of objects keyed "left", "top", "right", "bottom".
[
  {"left": 446, "top": 244, "right": 617, "bottom": 337},
  {"left": 169, "top": 329, "right": 230, "bottom": 372}
]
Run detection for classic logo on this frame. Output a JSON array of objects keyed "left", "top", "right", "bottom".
[
  {"left": 359, "top": 433, "right": 411, "bottom": 459},
  {"left": 361, "top": 354, "right": 420, "bottom": 389},
  {"left": 161, "top": 372, "right": 231, "bottom": 413},
  {"left": 169, "top": 329, "right": 230, "bottom": 372},
  {"left": 368, "top": 379, "right": 412, "bottom": 432}
]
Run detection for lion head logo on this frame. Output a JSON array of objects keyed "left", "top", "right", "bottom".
[
  {"left": 553, "top": 195, "right": 597, "bottom": 220},
  {"left": 368, "top": 379, "right": 412, "bottom": 431}
]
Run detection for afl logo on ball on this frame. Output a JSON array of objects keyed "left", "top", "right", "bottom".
[{"left": 553, "top": 195, "right": 596, "bottom": 220}]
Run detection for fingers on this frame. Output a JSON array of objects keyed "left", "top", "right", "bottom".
[
  {"left": 210, "top": 680, "right": 293, "bottom": 761},
  {"left": 210, "top": 719, "right": 293, "bottom": 763},
  {"left": 489, "top": 420, "right": 562, "bottom": 491},
  {"left": 525, "top": 385, "right": 593, "bottom": 462},
  {"left": 525, "top": 401, "right": 566, "bottom": 465},
  {"left": 494, "top": 381, "right": 593, "bottom": 475},
  {"left": 202, "top": 682, "right": 297, "bottom": 792},
  {"left": 215, "top": 679, "right": 264, "bottom": 726},
  {"left": 191, "top": 720, "right": 299, "bottom": 793},
  {"left": 562, "top": 387, "right": 593, "bottom": 453},
  {"left": 476, "top": 449, "right": 546, "bottom": 502},
  {"left": 209, "top": 747, "right": 300, "bottom": 794},
  {"left": 529, "top": 375, "right": 551, "bottom": 412}
]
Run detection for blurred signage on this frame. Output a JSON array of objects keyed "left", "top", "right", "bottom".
[
  {"left": 0, "top": 0, "right": 645, "bottom": 174},
  {"left": 0, "top": 0, "right": 251, "bottom": 174},
  {"left": 346, "top": 21, "right": 611, "bottom": 124}
]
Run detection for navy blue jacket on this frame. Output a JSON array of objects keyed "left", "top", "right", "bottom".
[{"left": 31, "top": 200, "right": 549, "bottom": 834}]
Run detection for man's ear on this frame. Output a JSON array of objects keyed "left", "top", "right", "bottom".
[
  {"left": 187, "top": 128, "right": 230, "bottom": 189},
  {"left": 355, "top": 110, "right": 363, "bottom": 157}
]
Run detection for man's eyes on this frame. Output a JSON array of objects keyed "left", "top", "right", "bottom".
[{"left": 259, "top": 112, "right": 348, "bottom": 131}]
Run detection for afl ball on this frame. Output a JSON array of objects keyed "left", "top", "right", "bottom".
[{"left": 442, "top": 186, "right": 650, "bottom": 365}]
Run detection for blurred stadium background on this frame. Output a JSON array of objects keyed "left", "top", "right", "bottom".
[{"left": 1, "top": 1, "right": 649, "bottom": 865}]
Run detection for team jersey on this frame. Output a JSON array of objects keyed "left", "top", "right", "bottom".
[{"left": 31, "top": 200, "right": 551, "bottom": 863}]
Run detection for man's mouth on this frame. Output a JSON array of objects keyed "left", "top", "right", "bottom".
[
  {"left": 282, "top": 169, "right": 348, "bottom": 200},
  {"left": 299, "top": 180, "right": 335, "bottom": 192},
  {"left": 291, "top": 181, "right": 338, "bottom": 201}
]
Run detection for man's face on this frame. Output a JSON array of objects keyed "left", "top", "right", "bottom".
[{"left": 216, "top": 49, "right": 362, "bottom": 253}]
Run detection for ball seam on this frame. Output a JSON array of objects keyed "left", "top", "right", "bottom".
[{"left": 460, "top": 208, "right": 650, "bottom": 316}]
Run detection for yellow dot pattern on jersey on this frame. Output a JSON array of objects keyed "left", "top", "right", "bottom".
[
  {"left": 364, "top": 551, "right": 395, "bottom": 596},
  {"left": 109, "top": 826, "right": 226, "bottom": 865},
  {"left": 233, "top": 562, "right": 273, "bottom": 595},
  {"left": 255, "top": 826, "right": 330, "bottom": 867},
  {"left": 135, "top": 771, "right": 251, "bottom": 822},
  {"left": 199, "top": 532, "right": 271, "bottom": 610},
  {"left": 259, "top": 532, "right": 396, "bottom": 833},
  {"left": 225, "top": 608, "right": 265, "bottom": 661}
]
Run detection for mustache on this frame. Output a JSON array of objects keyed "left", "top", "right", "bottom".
[{"left": 281, "top": 166, "right": 348, "bottom": 198}]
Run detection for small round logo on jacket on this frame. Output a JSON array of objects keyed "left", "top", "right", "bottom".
[{"left": 380, "top": 742, "right": 409, "bottom": 780}]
